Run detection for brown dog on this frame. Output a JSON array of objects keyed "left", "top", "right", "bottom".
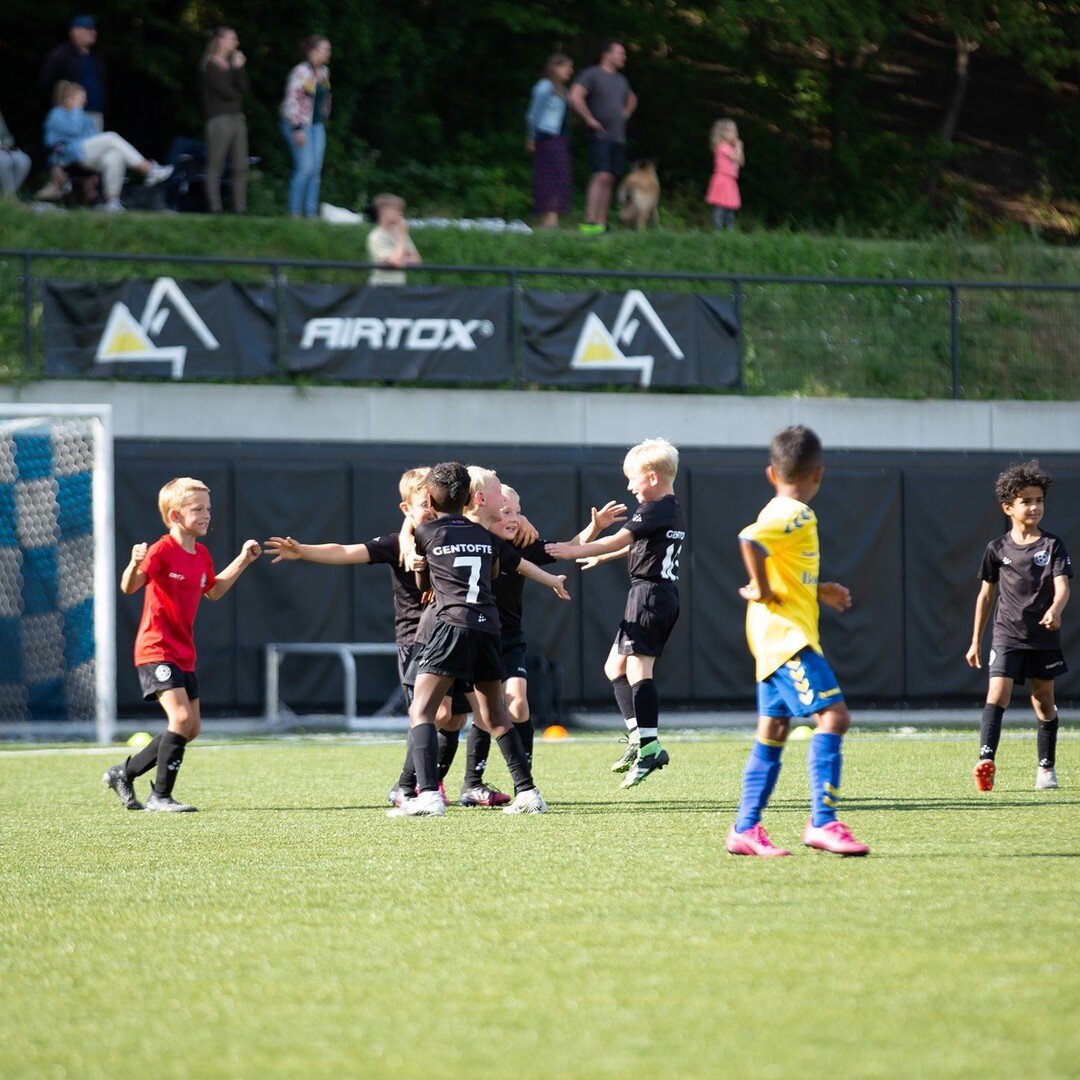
[{"left": 617, "top": 160, "right": 660, "bottom": 230}]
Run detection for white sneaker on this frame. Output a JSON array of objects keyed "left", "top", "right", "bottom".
[
  {"left": 502, "top": 788, "right": 548, "bottom": 814},
  {"left": 100, "top": 198, "right": 124, "bottom": 213},
  {"left": 1036, "top": 767, "right": 1059, "bottom": 790},
  {"left": 386, "top": 788, "right": 445, "bottom": 817},
  {"left": 144, "top": 162, "right": 174, "bottom": 186}
]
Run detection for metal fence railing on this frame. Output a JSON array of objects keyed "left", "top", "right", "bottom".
[{"left": 3, "top": 248, "right": 1079, "bottom": 399}]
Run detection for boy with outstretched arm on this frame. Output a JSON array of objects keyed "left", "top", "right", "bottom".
[
  {"left": 264, "top": 467, "right": 467, "bottom": 805},
  {"left": 461, "top": 479, "right": 627, "bottom": 803},
  {"left": 966, "top": 460, "right": 1071, "bottom": 792},
  {"left": 103, "top": 477, "right": 261, "bottom": 812},
  {"left": 725, "top": 425, "right": 868, "bottom": 856},
  {"left": 393, "top": 461, "right": 567, "bottom": 817},
  {"left": 546, "top": 438, "right": 684, "bottom": 788}
]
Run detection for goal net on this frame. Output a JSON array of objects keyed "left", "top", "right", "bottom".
[{"left": 0, "top": 406, "right": 115, "bottom": 741}]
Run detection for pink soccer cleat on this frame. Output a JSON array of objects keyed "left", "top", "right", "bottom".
[
  {"left": 726, "top": 823, "right": 791, "bottom": 857},
  {"left": 802, "top": 819, "right": 869, "bottom": 856},
  {"left": 973, "top": 760, "right": 995, "bottom": 792}
]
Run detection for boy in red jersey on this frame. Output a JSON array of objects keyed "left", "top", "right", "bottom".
[{"left": 103, "top": 477, "right": 261, "bottom": 812}]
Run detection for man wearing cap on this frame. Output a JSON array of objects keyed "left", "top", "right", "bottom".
[{"left": 40, "top": 16, "right": 106, "bottom": 131}]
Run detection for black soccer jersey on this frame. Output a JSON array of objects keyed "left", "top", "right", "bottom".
[
  {"left": 626, "top": 494, "right": 685, "bottom": 585},
  {"left": 365, "top": 534, "right": 424, "bottom": 647},
  {"left": 979, "top": 530, "right": 1072, "bottom": 649},
  {"left": 493, "top": 538, "right": 556, "bottom": 637},
  {"left": 415, "top": 516, "right": 517, "bottom": 635}
]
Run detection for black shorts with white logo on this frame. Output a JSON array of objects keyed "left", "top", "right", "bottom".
[
  {"left": 988, "top": 646, "right": 1068, "bottom": 685},
  {"left": 417, "top": 620, "right": 504, "bottom": 685},
  {"left": 615, "top": 580, "right": 680, "bottom": 658},
  {"left": 137, "top": 662, "right": 199, "bottom": 702},
  {"left": 501, "top": 632, "right": 528, "bottom": 681}
]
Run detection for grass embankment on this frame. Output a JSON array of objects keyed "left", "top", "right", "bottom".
[
  {"left": 1, "top": 202, "right": 1078, "bottom": 398},
  {"left": 1, "top": 732, "right": 1076, "bottom": 1078}
]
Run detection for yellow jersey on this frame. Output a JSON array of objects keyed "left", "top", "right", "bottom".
[{"left": 738, "top": 495, "right": 822, "bottom": 681}]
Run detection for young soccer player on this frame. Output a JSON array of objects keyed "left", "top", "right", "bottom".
[
  {"left": 103, "top": 477, "right": 261, "bottom": 812},
  {"left": 546, "top": 438, "right": 685, "bottom": 788},
  {"left": 461, "top": 482, "right": 628, "bottom": 803},
  {"left": 725, "top": 426, "right": 869, "bottom": 856},
  {"left": 966, "top": 460, "right": 1071, "bottom": 792},
  {"left": 264, "top": 467, "right": 466, "bottom": 805},
  {"left": 392, "top": 461, "right": 567, "bottom": 817}
]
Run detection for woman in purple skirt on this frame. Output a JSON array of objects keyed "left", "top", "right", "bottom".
[{"left": 525, "top": 53, "right": 574, "bottom": 228}]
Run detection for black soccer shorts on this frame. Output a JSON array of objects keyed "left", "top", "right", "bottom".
[
  {"left": 137, "top": 662, "right": 199, "bottom": 702},
  {"left": 987, "top": 646, "right": 1068, "bottom": 685},
  {"left": 615, "top": 580, "right": 680, "bottom": 658}
]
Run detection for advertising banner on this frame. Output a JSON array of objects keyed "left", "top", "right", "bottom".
[
  {"left": 285, "top": 284, "right": 514, "bottom": 382},
  {"left": 43, "top": 278, "right": 277, "bottom": 379},
  {"left": 520, "top": 289, "right": 740, "bottom": 388}
]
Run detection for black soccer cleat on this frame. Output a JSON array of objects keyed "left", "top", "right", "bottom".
[
  {"left": 103, "top": 765, "right": 144, "bottom": 810},
  {"left": 144, "top": 791, "right": 198, "bottom": 813}
]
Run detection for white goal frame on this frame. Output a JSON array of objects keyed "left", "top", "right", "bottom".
[{"left": 0, "top": 404, "right": 115, "bottom": 743}]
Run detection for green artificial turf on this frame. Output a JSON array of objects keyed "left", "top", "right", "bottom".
[{"left": 1, "top": 731, "right": 1076, "bottom": 1079}]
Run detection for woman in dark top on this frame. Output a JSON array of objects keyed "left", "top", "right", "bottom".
[{"left": 201, "top": 26, "right": 249, "bottom": 213}]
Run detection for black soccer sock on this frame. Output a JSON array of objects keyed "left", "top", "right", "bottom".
[
  {"left": 124, "top": 733, "right": 164, "bottom": 780},
  {"left": 1037, "top": 715, "right": 1059, "bottom": 769},
  {"left": 496, "top": 727, "right": 535, "bottom": 795},
  {"left": 463, "top": 724, "right": 491, "bottom": 788},
  {"left": 632, "top": 679, "right": 660, "bottom": 748},
  {"left": 514, "top": 719, "right": 534, "bottom": 768},
  {"left": 437, "top": 728, "right": 460, "bottom": 780},
  {"left": 611, "top": 675, "right": 637, "bottom": 739},
  {"left": 153, "top": 731, "right": 188, "bottom": 796},
  {"left": 396, "top": 741, "right": 418, "bottom": 793},
  {"left": 979, "top": 703, "right": 1005, "bottom": 760},
  {"left": 410, "top": 724, "right": 440, "bottom": 793}
]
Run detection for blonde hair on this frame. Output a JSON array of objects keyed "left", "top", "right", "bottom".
[
  {"left": 500, "top": 484, "right": 521, "bottom": 510},
  {"left": 373, "top": 193, "right": 405, "bottom": 213},
  {"left": 710, "top": 118, "right": 736, "bottom": 149},
  {"left": 467, "top": 465, "right": 499, "bottom": 497},
  {"left": 158, "top": 477, "right": 209, "bottom": 527},
  {"left": 55, "top": 80, "right": 84, "bottom": 107},
  {"left": 624, "top": 438, "right": 679, "bottom": 482},
  {"left": 398, "top": 466, "right": 430, "bottom": 501}
]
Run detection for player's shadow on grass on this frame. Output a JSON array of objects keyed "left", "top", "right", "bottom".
[{"left": 847, "top": 797, "right": 1080, "bottom": 811}]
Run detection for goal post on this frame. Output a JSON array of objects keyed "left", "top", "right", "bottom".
[{"left": 0, "top": 405, "right": 115, "bottom": 743}]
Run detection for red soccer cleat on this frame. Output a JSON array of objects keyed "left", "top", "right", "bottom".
[
  {"left": 802, "top": 819, "right": 869, "bottom": 856},
  {"left": 726, "top": 823, "right": 791, "bottom": 857},
  {"left": 973, "top": 760, "right": 996, "bottom": 792}
]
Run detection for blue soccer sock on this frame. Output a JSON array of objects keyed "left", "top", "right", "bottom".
[
  {"left": 808, "top": 731, "right": 843, "bottom": 827},
  {"left": 734, "top": 740, "right": 784, "bottom": 833}
]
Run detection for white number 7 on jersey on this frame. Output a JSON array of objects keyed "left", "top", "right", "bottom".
[{"left": 454, "top": 555, "right": 482, "bottom": 603}]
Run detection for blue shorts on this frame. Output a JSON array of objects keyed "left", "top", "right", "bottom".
[{"left": 757, "top": 648, "right": 845, "bottom": 718}]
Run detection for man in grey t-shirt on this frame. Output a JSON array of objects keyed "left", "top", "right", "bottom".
[{"left": 569, "top": 40, "right": 638, "bottom": 232}]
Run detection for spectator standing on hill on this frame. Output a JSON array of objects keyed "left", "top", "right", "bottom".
[
  {"left": 201, "top": 26, "right": 249, "bottom": 214},
  {"left": 40, "top": 16, "right": 105, "bottom": 131},
  {"left": 44, "top": 81, "right": 172, "bottom": 212},
  {"left": 280, "top": 35, "right": 332, "bottom": 218},
  {"left": 569, "top": 40, "right": 636, "bottom": 234},
  {"left": 366, "top": 194, "right": 422, "bottom": 285},
  {"left": 525, "top": 53, "right": 574, "bottom": 229},
  {"left": 0, "top": 111, "right": 31, "bottom": 199},
  {"left": 706, "top": 118, "right": 744, "bottom": 230}
]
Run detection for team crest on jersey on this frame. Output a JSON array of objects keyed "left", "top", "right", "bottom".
[
  {"left": 1033, "top": 550, "right": 1050, "bottom": 567},
  {"left": 200, "top": 572, "right": 208, "bottom": 588},
  {"left": 155, "top": 664, "right": 173, "bottom": 683}
]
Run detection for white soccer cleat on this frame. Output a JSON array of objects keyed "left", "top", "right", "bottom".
[
  {"left": 386, "top": 788, "right": 445, "bottom": 817},
  {"left": 502, "top": 788, "right": 548, "bottom": 814},
  {"left": 1035, "top": 767, "right": 1059, "bottom": 790}
]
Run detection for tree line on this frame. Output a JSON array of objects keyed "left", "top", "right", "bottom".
[{"left": 3, "top": 0, "right": 1078, "bottom": 230}]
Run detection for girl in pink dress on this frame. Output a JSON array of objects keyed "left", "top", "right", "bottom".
[{"left": 706, "top": 118, "right": 744, "bottom": 230}]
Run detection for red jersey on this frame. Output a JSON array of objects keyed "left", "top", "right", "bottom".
[{"left": 133, "top": 535, "right": 217, "bottom": 670}]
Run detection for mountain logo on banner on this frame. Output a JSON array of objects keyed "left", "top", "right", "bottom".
[
  {"left": 569, "top": 290, "right": 684, "bottom": 387},
  {"left": 94, "top": 278, "right": 219, "bottom": 379}
]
